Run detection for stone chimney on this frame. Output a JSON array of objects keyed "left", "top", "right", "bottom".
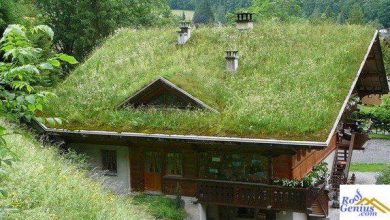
[
  {"left": 236, "top": 13, "right": 253, "bottom": 30},
  {"left": 226, "top": 50, "right": 239, "bottom": 72},
  {"left": 177, "top": 21, "right": 191, "bottom": 45}
]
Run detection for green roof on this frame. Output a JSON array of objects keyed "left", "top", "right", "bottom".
[{"left": 43, "top": 21, "right": 375, "bottom": 141}]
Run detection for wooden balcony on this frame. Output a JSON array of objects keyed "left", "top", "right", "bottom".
[{"left": 162, "top": 177, "right": 327, "bottom": 214}]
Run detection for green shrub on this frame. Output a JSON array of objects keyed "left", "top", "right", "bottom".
[
  {"left": 377, "top": 165, "right": 390, "bottom": 184},
  {"left": 132, "top": 194, "right": 186, "bottom": 220}
]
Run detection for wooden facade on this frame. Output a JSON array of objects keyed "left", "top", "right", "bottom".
[{"left": 126, "top": 139, "right": 336, "bottom": 214}]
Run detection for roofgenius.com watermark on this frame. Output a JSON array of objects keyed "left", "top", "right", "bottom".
[{"left": 340, "top": 185, "right": 390, "bottom": 220}]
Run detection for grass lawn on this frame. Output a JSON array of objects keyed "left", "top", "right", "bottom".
[
  {"left": 369, "top": 133, "right": 390, "bottom": 140},
  {"left": 350, "top": 163, "right": 389, "bottom": 172},
  {"left": 0, "top": 119, "right": 185, "bottom": 220},
  {"left": 172, "top": 10, "right": 194, "bottom": 21},
  {"left": 42, "top": 21, "right": 375, "bottom": 141}
]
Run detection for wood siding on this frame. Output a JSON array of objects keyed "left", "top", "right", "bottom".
[
  {"left": 291, "top": 134, "right": 337, "bottom": 179},
  {"left": 130, "top": 147, "right": 144, "bottom": 191},
  {"left": 129, "top": 140, "right": 335, "bottom": 195},
  {"left": 273, "top": 155, "right": 292, "bottom": 179}
]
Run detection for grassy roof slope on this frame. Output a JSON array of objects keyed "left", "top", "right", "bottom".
[{"left": 43, "top": 21, "right": 375, "bottom": 141}]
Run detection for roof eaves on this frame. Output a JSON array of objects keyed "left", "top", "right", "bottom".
[{"left": 33, "top": 119, "right": 327, "bottom": 149}]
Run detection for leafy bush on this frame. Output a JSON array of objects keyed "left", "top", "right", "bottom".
[
  {"left": 132, "top": 194, "right": 186, "bottom": 220},
  {"left": 377, "top": 165, "right": 390, "bottom": 184},
  {"left": 358, "top": 95, "right": 390, "bottom": 134},
  {"left": 0, "top": 24, "right": 77, "bottom": 121}
]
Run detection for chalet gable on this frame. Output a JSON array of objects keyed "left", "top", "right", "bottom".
[{"left": 118, "top": 77, "right": 218, "bottom": 112}]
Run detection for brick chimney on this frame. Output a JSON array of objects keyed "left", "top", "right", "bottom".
[
  {"left": 178, "top": 21, "right": 191, "bottom": 45},
  {"left": 236, "top": 13, "right": 253, "bottom": 30},
  {"left": 226, "top": 50, "right": 239, "bottom": 72}
]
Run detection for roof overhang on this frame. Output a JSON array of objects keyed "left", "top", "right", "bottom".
[
  {"left": 325, "top": 31, "right": 389, "bottom": 145},
  {"left": 32, "top": 119, "right": 327, "bottom": 150}
]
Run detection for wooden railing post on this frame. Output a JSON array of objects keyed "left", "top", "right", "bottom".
[{"left": 344, "top": 133, "right": 355, "bottom": 178}]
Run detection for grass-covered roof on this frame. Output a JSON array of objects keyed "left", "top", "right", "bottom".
[{"left": 43, "top": 21, "right": 375, "bottom": 141}]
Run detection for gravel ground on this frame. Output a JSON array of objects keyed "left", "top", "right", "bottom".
[
  {"left": 352, "top": 139, "right": 390, "bottom": 164},
  {"left": 349, "top": 172, "right": 379, "bottom": 184},
  {"left": 328, "top": 139, "right": 389, "bottom": 220}
]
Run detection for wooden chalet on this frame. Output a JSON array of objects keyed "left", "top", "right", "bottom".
[{"left": 34, "top": 17, "right": 389, "bottom": 220}]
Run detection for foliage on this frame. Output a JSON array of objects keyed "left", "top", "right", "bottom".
[
  {"left": 251, "top": 0, "right": 303, "bottom": 21},
  {"left": 382, "top": 43, "right": 390, "bottom": 76},
  {"left": 248, "top": 0, "right": 390, "bottom": 27},
  {"left": 358, "top": 95, "right": 390, "bottom": 134},
  {"left": 43, "top": 22, "right": 374, "bottom": 141},
  {"left": 370, "top": 133, "right": 390, "bottom": 140},
  {"left": 169, "top": 0, "right": 195, "bottom": 10},
  {"left": 36, "top": 0, "right": 173, "bottom": 60},
  {"left": 0, "top": 119, "right": 173, "bottom": 219},
  {"left": 347, "top": 4, "right": 364, "bottom": 25},
  {"left": 0, "top": 125, "right": 16, "bottom": 217},
  {"left": 350, "top": 163, "right": 389, "bottom": 172},
  {"left": 377, "top": 165, "right": 390, "bottom": 184},
  {"left": 273, "top": 162, "right": 328, "bottom": 188},
  {"left": 193, "top": 0, "right": 214, "bottom": 24},
  {"left": 132, "top": 194, "right": 186, "bottom": 220},
  {"left": 0, "top": 0, "right": 44, "bottom": 36},
  {"left": 0, "top": 24, "right": 77, "bottom": 122},
  {"left": 170, "top": 0, "right": 251, "bottom": 23},
  {"left": 0, "top": 1, "right": 15, "bottom": 32}
]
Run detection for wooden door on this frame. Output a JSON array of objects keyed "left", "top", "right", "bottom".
[{"left": 144, "top": 151, "right": 162, "bottom": 191}]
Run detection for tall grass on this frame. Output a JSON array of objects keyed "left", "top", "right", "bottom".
[
  {"left": 0, "top": 120, "right": 185, "bottom": 220},
  {"left": 43, "top": 21, "right": 375, "bottom": 141}
]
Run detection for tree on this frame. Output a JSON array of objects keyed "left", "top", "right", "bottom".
[
  {"left": 251, "top": 0, "right": 303, "bottom": 21},
  {"left": 169, "top": 0, "right": 195, "bottom": 10},
  {"left": 36, "top": 0, "right": 173, "bottom": 60},
  {"left": 0, "top": 1, "right": 14, "bottom": 33},
  {"left": 0, "top": 0, "right": 43, "bottom": 35},
  {"left": 193, "top": 0, "right": 215, "bottom": 24},
  {"left": 376, "top": 0, "right": 390, "bottom": 27},
  {"left": 348, "top": 3, "right": 364, "bottom": 24}
]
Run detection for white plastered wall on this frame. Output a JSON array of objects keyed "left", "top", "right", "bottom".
[{"left": 69, "top": 143, "right": 130, "bottom": 194}]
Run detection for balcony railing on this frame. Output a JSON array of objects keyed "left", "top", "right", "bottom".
[
  {"left": 339, "top": 132, "right": 369, "bottom": 150},
  {"left": 162, "top": 177, "right": 326, "bottom": 213}
]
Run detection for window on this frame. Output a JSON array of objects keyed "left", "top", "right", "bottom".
[
  {"left": 101, "top": 150, "right": 117, "bottom": 175},
  {"left": 148, "top": 92, "right": 189, "bottom": 109},
  {"left": 166, "top": 153, "right": 183, "bottom": 176},
  {"left": 145, "top": 152, "right": 161, "bottom": 173},
  {"left": 199, "top": 152, "right": 268, "bottom": 182},
  {"left": 246, "top": 154, "right": 268, "bottom": 181}
]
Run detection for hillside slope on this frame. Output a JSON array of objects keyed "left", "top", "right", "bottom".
[{"left": 0, "top": 120, "right": 184, "bottom": 220}]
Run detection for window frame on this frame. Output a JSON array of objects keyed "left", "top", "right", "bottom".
[
  {"left": 165, "top": 152, "right": 183, "bottom": 177},
  {"left": 101, "top": 149, "right": 118, "bottom": 176}
]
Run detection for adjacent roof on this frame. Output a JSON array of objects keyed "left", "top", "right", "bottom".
[{"left": 42, "top": 21, "right": 387, "bottom": 142}]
